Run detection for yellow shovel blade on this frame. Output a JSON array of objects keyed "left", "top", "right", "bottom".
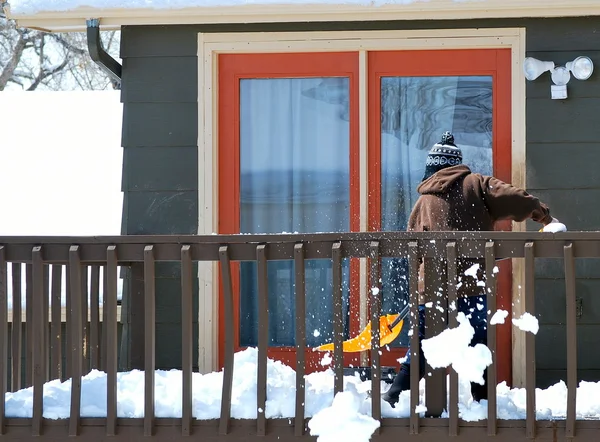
[{"left": 315, "top": 314, "right": 404, "bottom": 353}]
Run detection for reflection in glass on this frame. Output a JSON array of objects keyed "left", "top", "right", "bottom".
[
  {"left": 239, "top": 77, "right": 351, "bottom": 347},
  {"left": 380, "top": 76, "right": 493, "bottom": 346}
]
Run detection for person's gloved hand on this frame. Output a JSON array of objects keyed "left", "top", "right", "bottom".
[{"left": 541, "top": 217, "right": 567, "bottom": 233}]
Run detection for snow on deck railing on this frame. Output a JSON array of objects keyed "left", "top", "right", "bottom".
[{"left": 0, "top": 232, "right": 598, "bottom": 441}]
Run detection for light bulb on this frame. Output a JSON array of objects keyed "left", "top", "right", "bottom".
[
  {"left": 566, "top": 56, "right": 594, "bottom": 81},
  {"left": 523, "top": 57, "right": 555, "bottom": 81}
]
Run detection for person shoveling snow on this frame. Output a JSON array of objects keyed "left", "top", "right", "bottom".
[{"left": 382, "top": 131, "right": 562, "bottom": 408}]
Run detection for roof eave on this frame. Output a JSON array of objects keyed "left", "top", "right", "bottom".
[{"left": 5, "top": 0, "right": 600, "bottom": 33}]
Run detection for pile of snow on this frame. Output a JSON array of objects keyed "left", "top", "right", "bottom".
[
  {"left": 10, "top": 0, "right": 486, "bottom": 14},
  {"left": 308, "top": 383, "right": 380, "bottom": 442}
]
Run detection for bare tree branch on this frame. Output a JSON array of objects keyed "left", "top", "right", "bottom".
[
  {"left": 27, "top": 58, "right": 69, "bottom": 91},
  {"left": 0, "top": 14, "right": 121, "bottom": 91},
  {"left": 0, "top": 34, "right": 25, "bottom": 91}
]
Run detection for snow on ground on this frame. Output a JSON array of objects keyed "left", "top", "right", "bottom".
[
  {"left": 11, "top": 0, "right": 486, "bottom": 14},
  {"left": 1, "top": 91, "right": 124, "bottom": 307},
  {"left": 6, "top": 346, "right": 600, "bottom": 425}
]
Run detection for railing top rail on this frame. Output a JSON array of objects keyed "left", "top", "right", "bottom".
[
  {"left": 0, "top": 230, "right": 600, "bottom": 245},
  {"left": 1, "top": 232, "right": 600, "bottom": 263}
]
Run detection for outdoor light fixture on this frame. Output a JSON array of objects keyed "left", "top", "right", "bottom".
[{"left": 523, "top": 56, "right": 594, "bottom": 100}]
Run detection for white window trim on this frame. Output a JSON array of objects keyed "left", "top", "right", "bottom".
[{"left": 196, "top": 28, "right": 527, "bottom": 385}]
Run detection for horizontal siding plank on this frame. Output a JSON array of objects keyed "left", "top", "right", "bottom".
[
  {"left": 536, "top": 279, "right": 600, "bottom": 325},
  {"left": 123, "top": 146, "right": 198, "bottom": 192},
  {"left": 524, "top": 189, "right": 600, "bottom": 231},
  {"left": 524, "top": 18, "right": 600, "bottom": 52},
  {"left": 536, "top": 324, "right": 600, "bottom": 370},
  {"left": 527, "top": 143, "right": 600, "bottom": 190},
  {"left": 155, "top": 278, "right": 200, "bottom": 323},
  {"left": 155, "top": 323, "right": 199, "bottom": 370},
  {"left": 122, "top": 103, "right": 197, "bottom": 148},
  {"left": 536, "top": 258, "right": 600, "bottom": 279},
  {"left": 526, "top": 98, "right": 600, "bottom": 143},
  {"left": 123, "top": 191, "right": 198, "bottom": 235},
  {"left": 121, "top": 25, "right": 200, "bottom": 58},
  {"left": 121, "top": 57, "right": 198, "bottom": 103},
  {"left": 537, "top": 369, "right": 600, "bottom": 389}
]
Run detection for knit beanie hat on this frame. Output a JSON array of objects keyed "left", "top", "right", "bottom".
[{"left": 422, "top": 131, "right": 463, "bottom": 181}]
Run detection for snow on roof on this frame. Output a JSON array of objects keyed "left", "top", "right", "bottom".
[{"left": 7, "top": 0, "right": 457, "bottom": 15}]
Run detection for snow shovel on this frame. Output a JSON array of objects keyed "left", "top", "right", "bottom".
[{"left": 315, "top": 304, "right": 410, "bottom": 353}]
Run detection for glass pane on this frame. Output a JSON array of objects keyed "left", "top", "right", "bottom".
[
  {"left": 239, "top": 77, "right": 351, "bottom": 348},
  {"left": 380, "top": 76, "right": 493, "bottom": 347}
]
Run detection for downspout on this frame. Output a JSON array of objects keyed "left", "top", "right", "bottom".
[{"left": 86, "top": 18, "right": 122, "bottom": 87}]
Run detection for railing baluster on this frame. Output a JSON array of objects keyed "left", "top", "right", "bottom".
[
  {"left": 369, "top": 241, "right": 381, "bottom": 428},
  {"left": 32, "top": 247, "right": 44, "bottom": 436},
  {"left": 81, "top": 265, "right": 89, "bottom": 375},
  {"left": 25, "top": 263, "right": 33, "bottom": 388},
  {"left": 256, "top": 244, "right": 269, "bottom": 436},
  {"left": 408, "top": 242, "right": 420, "bottom": 435},
  {"left": 101, "top": 266, "right": 108, "bottom": 373},
  {"left": 294, "top": 243, "right": 306, "bottom": 437},
  {"left": 331, "top": 242, "right": 344, "bottom": 395},
  {"left": 43, "top": 264, "right": 49, "bottom": 382},
  {"left": 65, "top": 265, "right": 72, "bottom": 381},
  {"left": 69, "top": 246, "right": 83, "bottom": 436},
  {"left": 0, "top": 247, "right": 7, "bottom": 434},
  {"left": 144, "top": 245, "right": 156, "bottom": 437},
  {"left": 90, "top": 265, "right": 100, "bottom": 370},
  {"left": 181, "top": 245, "right": 193, "bottom": 436},
  {"left": 524, "top": 242, "right": 536, "bottom": 439},
  {"left": 485, "top": 241, "right": 498, "bottom": 435},
  {"left": 219, "top": 246, "right": 234, "bottom": 436},
  {"left": 446, "top": 242, "right": 459, "bottom": 436},
  {"left": 50, "top": 265, "right": 62, "bottom": 382},
  {"left": 106, "top": 246, "right": 118, "bottom": 436},
  {"left": 564, "top": 243, "right": 577, "bottom": 438},
  {"left": 11, "top": 263, "right": 22, "bottom": 391}
]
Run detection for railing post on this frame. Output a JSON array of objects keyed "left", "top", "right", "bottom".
[
  {"left": 408, "top": 242, "right": 420, "bottom": 435},
  {"left": 90, "top": 265, "right": 101, "bottom": 370},
  {"left": 524, "top": 242, "right": 536, "bottom": 439},
  {"left": 25, "top": 263, "right": 33, "bottom": 388},
  {"left": 331, "top": 242, "right": 344, "bottom": 396},
  {"left": 564, "top": 243, "right": 577, "bottom": 438},
  {"left": 50, "top": 265, "right": 62, "bottom": 382},
  {"left": 485, "top": 241, "right": 498, "bottom": 436},
  {"left": 181, "top": 245, "right": 193, "bottom": 436},
  {"left": 294, "top": 243, "right": 306, "bottom": 437},
  {"left": 256, "top": 244, "right": 269, "bottom": 436},
  {"left": 0, "top": 247, "right": 7, "bottom": 434},
  {"left": 446, "top": 242, "right": 459, "bottom": 437},
  {"left": 68, "top": 245, "right": 83, "bottom": 436},
  {"left": 423, "top": 249, "right": 447, "bottom": 418},
  {"left": 105, "top": 246, "right": 118, "bottom": 437},
  {"left": 11, "top": 263, "right": 22, "bottom": 392},
  {"left": 32, "top": 247, "right": 45, "bottom": 436},
  {"left": 218, "top": 245, "right": 234, "bottom": 436},
  {"left": 369, "top": 241, "right": 381, "bottom": 430},
  {"left": 143, "top": 245, "right": 156, "bottom": 437}
]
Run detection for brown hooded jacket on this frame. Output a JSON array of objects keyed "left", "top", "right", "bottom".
[{"left": 407, "top": 164, "right": 552, "bottom": 299}]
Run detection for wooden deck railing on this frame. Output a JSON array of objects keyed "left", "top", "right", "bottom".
[{"left": 0, "top": 232, "right": 599, "bottom": 441}]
